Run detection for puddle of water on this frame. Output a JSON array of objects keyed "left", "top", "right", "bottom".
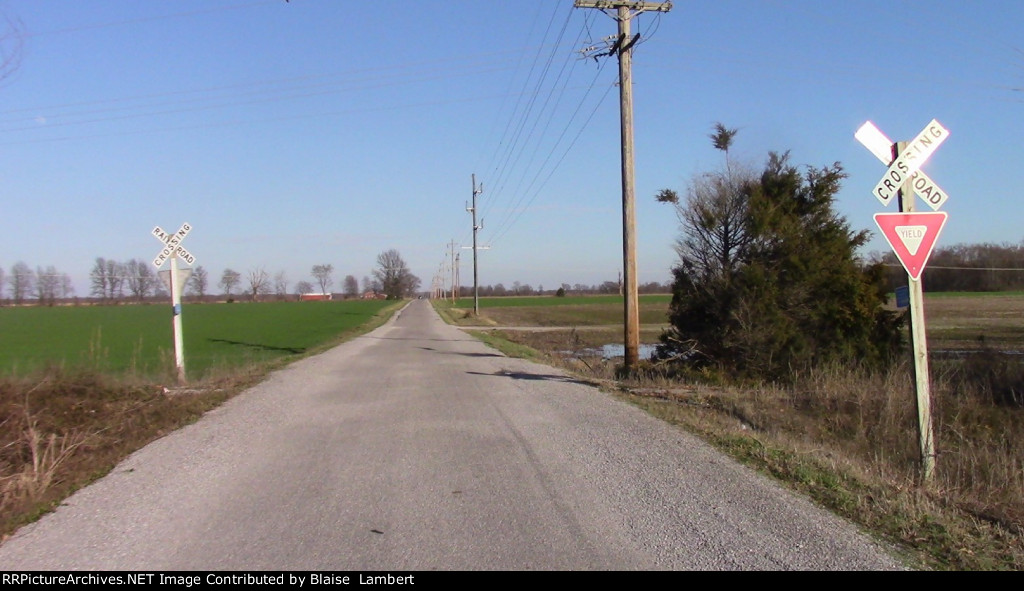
[
  {"left": 932, "top": 349, "right": 1024, "bottom": 358},
  {"left": 562, "top": 344, "right": 659, "bottom": 360}
]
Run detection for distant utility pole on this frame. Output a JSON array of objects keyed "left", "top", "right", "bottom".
[
  {"left": 467, "top": 174, "right": 484, "bottom": 316},
  {"left": 455, "top": 252, "right": 461, "bottom": 302},
  {"left": 449, "top": 239, "right": 458, "bottom": 303},
  {"left": 574, "top": 0, "right": 672, "bottom": 369}
]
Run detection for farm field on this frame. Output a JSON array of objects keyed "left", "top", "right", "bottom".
[
  {"left": 0, "top": 300, "right": 401, "bottom": 379},
  {"left": 440, "top": 291, "right": 1024, "bottom": 355},
  {"left": 446, "top": 294, "right": 672, "bottom": 327},
  {"left": 921, "top": 292, "right": 1024, "bottom": 353}
]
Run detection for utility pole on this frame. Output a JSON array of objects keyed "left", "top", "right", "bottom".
[
  {"left": 449, "top": 239, "right": 458, "bottom": 303},
  {"left": 574, "top": 0, "right": 672, "bottom": 369},
  {"left": 468, "top": 174, "right": 484, "bottom": 316},
  {"left": 454, "top": 252, "right": 461, "bottom": 302}
]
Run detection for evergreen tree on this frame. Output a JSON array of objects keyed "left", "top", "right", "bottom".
[{"left": 659, "top": 144, "right": 903, "bottom": 381}]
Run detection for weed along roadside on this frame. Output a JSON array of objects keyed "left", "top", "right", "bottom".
[
  {"left": 434, "top": 294, "right": 1024, "bottom": 571},
  {"left": 0, "top": 299, "right": 406, "bottom": 541}
]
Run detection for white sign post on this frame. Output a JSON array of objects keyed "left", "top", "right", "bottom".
[
  {"left": 857, "top": 121, "right": 949, "bottom": 484},
  {"left": 152, "top": 222, "right": 195, "bottom": 385}
]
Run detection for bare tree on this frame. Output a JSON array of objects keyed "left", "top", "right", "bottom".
[
  {"left": 90, "top": 257, "right": 110, "bottom": 301},
  {"left": 106, "top": 259, "right": 125, "bottom": 302},
  {"left": 671, "top": 166, "right": 755, "bottom": 282},
  {"left": 295, "top": 280, "right": 314, "bottom": 297},
  {"left": 8, "top": 261, "right": 33, "bottom": 305},
  {"left": 35, "top": 265, "right": 60, "bottom": 306},
  {"left": 273, "top": 271, "right": 289, "bottom": 300},
  {"left": 661, "top": 126, "right": 753, "bottom": 283},
  {"left": 343, "top": 275, "right": 359, "bottom": 298},
  {"left": 59, "top": 273, "right": 75, "bottom": 300},
  {"left": 247, "top": 267, "right": 270, "bottom": 301},
  {"left": 0, "top": 266, "right": 5, "bottom": 305},
  {"left": 124, "top": 259, "right": 158, "bottom": 302},
  {"left": 187, "top": 265, "right": 209, "bottom": 300},
  {"left": 311, "top": 264, "right": 333, "bottom": 295},
  {"left": 219, "top": 268, "right": 241, "bottom": 298},
  {"left": 88, "top": 257, "right": 130, "bottom": 302},
  {"left": 373, "top": 249, "right": 420, "bottom": 299}
]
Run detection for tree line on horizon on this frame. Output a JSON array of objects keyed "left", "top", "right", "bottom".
[
  {"left": 4, "top": 242, "right": 1023, "bottom": 308},
  {"left": 0, "top": 249, "right": 423, "bottom": 306},
  {"left": 443, "top": 280, "right": 670, "bottom": 298},
  {"left": 871, "top": 242, "right": 1024, "bottom": 292}
]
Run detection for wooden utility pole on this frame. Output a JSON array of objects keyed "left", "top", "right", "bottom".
[
  {"left": 449, "top": 239, "right": 458, "bottom": 303},
  {"left": 574, "top": 0, "right": 672, "bottom": 369},
  {"left": 454, "top": 252, "right": 460, "bottom": 302},
  {"left": 896, "top": 140, "right": 936, "bottom": 483},
  {"left": 468, "top": 174, "right": 483, "bottom": 316}
]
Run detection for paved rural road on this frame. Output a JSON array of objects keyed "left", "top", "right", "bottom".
[{"left": 0, "top": 300, "right": 908, "bottom": 570}]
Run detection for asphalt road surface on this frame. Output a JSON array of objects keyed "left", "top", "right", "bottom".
[{"left": 0, "top": 299, "right": 908, "bottom": 570}]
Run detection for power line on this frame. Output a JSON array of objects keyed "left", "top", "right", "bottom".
[
  {"left": 488, "top": 79, "right": 615, "bottom": 246},
  {"left": 882, "top": 264, "right": 1024, "bottom": 272}
]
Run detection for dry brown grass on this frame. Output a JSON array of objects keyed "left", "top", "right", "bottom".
[{"left": 0, "top": 367, "right": 256, "bottom": 539}]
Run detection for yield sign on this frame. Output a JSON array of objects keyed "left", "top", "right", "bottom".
[{"left": 874, "top": 212, "right": 948, "bottom": 281}]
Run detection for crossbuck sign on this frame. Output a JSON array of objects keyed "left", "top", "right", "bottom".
[
  {"left": 150, "top": 222, "right": 194, "bottom": 385},
  {"left": 856, "top": 119, "right": 949, "bottom": 210},
  {"left": 152, "top": 223, "right": 196, "bottom": 268}
]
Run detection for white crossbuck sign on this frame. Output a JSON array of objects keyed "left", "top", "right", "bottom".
[
  {"left": 855, "top": 120, "right": 949, "bottom": 210},
  {"left": 152, "top": 222, "right": 196, "bottom": 268}
]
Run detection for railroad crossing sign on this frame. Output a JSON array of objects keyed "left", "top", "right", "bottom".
[
  {"left": 150, "top": 222, "right": 195, "bottom": 385},
  {"left": 874, "top": 211, "right": 949, "bottom": 281},
  {"left": 856, "top": 119, "right": 950, "bottom": 484},
  {"left": 152, "top": 222, "right": 196, "bottom": 268},
  {"left": 856, "top": 119, "right": 949, "bottom": 209}
]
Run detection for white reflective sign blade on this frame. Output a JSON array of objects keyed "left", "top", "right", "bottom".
[
  {"left": 907, "top": 171, "right": 948, "bottom": 211},
  {"left": 174, "top": 245, "right": 196, "bottom": 266},
  {"left": 855, "top": 121, "right": 893, "bottom": 164},
  {"left": 870, "top": 119, "right": 949, "bottom": 207},
  {"left": 857, "top": 121, "right": 949, "bottom": 210},
  {"left": 152, "top": 226, "right": 170, "bottom": 244}
]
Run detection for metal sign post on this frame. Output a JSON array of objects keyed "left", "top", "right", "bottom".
[
  {"left": 857, "top": 121, "right": 950, "bottom": 484},
  {"left": 152, "top": 223, "right": 195, "bottom": 385}
]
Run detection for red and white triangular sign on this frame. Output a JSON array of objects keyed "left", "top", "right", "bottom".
[{"left": 874, "top": 212, "right": 948, "bottom": 281}]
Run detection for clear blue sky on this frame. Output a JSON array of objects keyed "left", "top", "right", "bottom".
[{"left": 1, "top": 0, "right": 1021, "bottom": 296}]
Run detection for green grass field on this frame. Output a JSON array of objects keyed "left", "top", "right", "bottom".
[
  {"left": 451, "top": 294, "right": 671, "bottom": 309},
  {"left": 0, "top": 300, "right": 399, "bottom": 379}
]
